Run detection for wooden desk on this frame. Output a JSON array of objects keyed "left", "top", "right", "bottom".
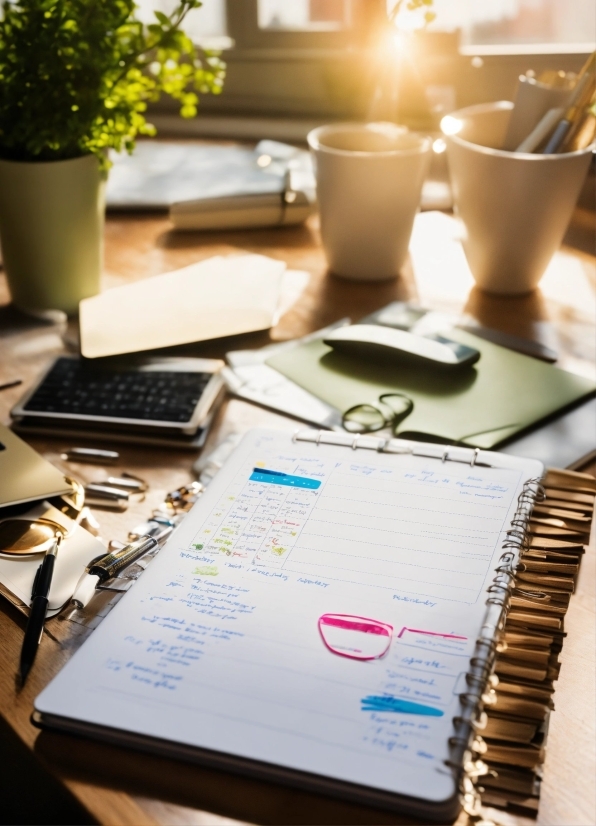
[{"left": 0, "top": 211, "right": 594, "bottom": 826}]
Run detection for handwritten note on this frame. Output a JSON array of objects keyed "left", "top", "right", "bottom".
[
  {"left": 189, "top": 449, "right": 521, "bottom": 604},
  {"left": 36, "top": 429, "right": 540, "bottom": 810}
]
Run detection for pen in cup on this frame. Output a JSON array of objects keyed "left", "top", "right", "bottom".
[
  {"left": 516, "top": 107, "right": 564, "bottom": 153},
  {"left": 563, "top": 88, "right": 596, "bottom": 152},
  {"left": 543, "top": 52, "right": 595, "bottom": 154}
]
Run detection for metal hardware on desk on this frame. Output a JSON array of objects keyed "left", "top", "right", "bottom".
[
  {"left": 128, "top": 515, "right": 178, "bottom": 542},
  {"left": 105, "top": 476, "right": 147, "bottom": 492},
  {"left": 62, "top": 447, "right": 120, "bottom": 464},
  {"left": 83, "top": 483, "right": 129, "bottom": 511},
  {"left": 85, "top": 483, "right": 130, "bottom": 501},
  {"left": 70, "top": 482, "right": 202, "bottom": 613},
  {"left": 71, "top": 536, "right": 159, "bottom": 608}
]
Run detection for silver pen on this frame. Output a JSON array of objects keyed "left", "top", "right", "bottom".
[{"left": 72, "top": 534, "right": 160, "bottom": 608}]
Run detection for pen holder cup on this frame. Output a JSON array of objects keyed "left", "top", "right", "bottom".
[{"left": 443, "top": 101, "right": 593, "bottom": 295}]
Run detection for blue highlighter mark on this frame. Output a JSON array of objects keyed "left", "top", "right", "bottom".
[
  {"left": 250, "top": 468, "right": 321, "bottom": 490},
  {"left": 361, "top": 695, "right": 444, "bottom": 717}
]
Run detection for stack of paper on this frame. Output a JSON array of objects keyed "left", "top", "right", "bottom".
[
  {"left": 80, "top": 254, "right": 304, "bottom": 359},
  {"left": 223, "top": 323, "right": 346, "bottom": 430}
]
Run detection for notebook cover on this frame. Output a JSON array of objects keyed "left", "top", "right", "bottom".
[
  {"left": 265, "top": 328, "right": 596, "bottom": 449},
  {"left": 105, "top": 143, "right": 288, "bottom": 210}
]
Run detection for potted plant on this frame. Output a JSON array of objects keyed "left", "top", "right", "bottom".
[{"left": 0, "top": 0, "right": 224, "bottom": 316}]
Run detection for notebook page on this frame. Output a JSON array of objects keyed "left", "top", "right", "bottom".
[{"left": 36, "top": 429, "right": 541, "bottom": 809}]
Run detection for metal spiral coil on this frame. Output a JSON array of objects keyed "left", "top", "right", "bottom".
[
  {"left": 444, "top": 477, "right": 544, "bottom": 811},
  {"left": 290, "top": 430, "right": 547, "bottom": 815}
]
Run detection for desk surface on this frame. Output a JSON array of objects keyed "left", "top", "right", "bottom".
[{"left": 0, "top": 210, "right": 594, "bottom": 826}]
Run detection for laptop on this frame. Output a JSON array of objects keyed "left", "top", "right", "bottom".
[{"left": 0, "top": 423, "right": 72, "bottom": 509}]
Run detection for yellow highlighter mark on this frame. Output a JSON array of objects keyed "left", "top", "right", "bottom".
[{"left": 193, "top": 565, "right": 218, "bottom": 576}]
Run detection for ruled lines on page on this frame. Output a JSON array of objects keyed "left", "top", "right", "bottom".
[
  {"left": 35, "top": 431, "right": 537, "bottom": 810},
  {"left": 191, "top": 445, "right": 522, "bottom": 605}
]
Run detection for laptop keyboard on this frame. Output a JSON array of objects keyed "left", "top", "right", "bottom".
[{"left": 24, "top": 358, "right": 212, "bottom": 423}]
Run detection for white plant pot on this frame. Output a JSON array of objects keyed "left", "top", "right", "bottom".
[{"left": 0, "top": 154, "right": 106, "bottom": 315}]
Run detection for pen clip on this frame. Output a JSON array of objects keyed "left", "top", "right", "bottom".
[{"left": 31, "top": 563, "right": 43, "bottom": 600}]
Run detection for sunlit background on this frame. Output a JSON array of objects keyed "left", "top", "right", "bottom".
[{"left": 136, "top": 0, "right": 596, "bottom": 47}]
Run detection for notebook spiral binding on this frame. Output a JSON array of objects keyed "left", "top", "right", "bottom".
[
  {"left": 293, "top": 430, "right": 547, "bottom": 821},
  {"left": 446, "top": 477, "right": 545, "bottom": 821},
  {"left": 293, "top": 429, "right": 495, "bottom": 467}
]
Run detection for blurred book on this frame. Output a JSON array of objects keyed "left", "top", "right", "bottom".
[{"left": 107, "top": 140, "right": 317, "bottom": 230}]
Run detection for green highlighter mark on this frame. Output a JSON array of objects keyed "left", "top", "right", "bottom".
[{"left": 193, "top": 565, "right": 218, "bottom": 576}]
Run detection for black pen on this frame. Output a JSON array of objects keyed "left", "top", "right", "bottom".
[{"left": 20, "top": 533, "right": 62, "bottom": 685}]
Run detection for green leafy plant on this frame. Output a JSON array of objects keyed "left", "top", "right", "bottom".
[{"left": 0, "top": 0, "right": 225, "bottom": 164}]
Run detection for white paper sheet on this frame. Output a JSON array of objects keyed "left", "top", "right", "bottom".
[
  {"left": 35, "top": 430, "right": 541, "bottom": 810},
  {"left": 0, "top": 502, "right": 106, "bottom": 615},
  {"left": 79, "top": 254, "right": 286, "bottom": 358},
  {"left": 224, "top": 321, "right": 347, "bottom": 429}
]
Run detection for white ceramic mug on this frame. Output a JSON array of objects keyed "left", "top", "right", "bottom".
[
  {"left": 443, "top": 101, "right": 593, "bottom": 295},
  {"left": 307, "top": 122, "right": 431, "bottom": 281}
]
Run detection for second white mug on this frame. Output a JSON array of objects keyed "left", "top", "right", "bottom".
[{"left": 308, "top": 122, "right": 431, "bottom": 281}]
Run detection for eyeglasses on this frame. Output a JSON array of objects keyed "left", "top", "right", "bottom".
[
  {"left": 0, "top": 477, "right": 88, "bottom": 557},
  {"left": 342, "top": 392, "right": 414, "bottom": 435}
]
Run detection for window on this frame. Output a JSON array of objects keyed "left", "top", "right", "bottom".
[
  {"left": 427, "top": 0, "right": 595, "bottom": 49},
  {"left": 145, "top": 0, "right": 594, "bottom": 137},
  {"left": 226, "top": 0, "right": 376, "bottom": 50},
  {"left": 257, "top": 0, "right": 353, "bottom": 31},
  {"left": 143, "top": 0, "right": 595, "bottom": 49},
  {"left": 135, "top": 0, "right": 229, "bottom": 47}
]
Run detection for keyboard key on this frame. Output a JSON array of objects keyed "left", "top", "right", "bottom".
[{"left": 24, "top": 359, "right": 211, "bottom": 424}]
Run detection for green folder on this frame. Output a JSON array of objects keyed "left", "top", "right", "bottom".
[{"left": 266, "top": 328, "right": 596, "bottom": 449}]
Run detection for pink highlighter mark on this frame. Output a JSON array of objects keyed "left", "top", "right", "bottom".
[
  {"left": 397, "top": 627, "right": 467, "bottom": 640},
  {"left": 318, "top": 613, "right": 393, "bottom": 661}
]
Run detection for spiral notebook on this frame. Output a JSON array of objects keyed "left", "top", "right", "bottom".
[{"left": 34, "top": 429, "right": 544, "bottom": 821}]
